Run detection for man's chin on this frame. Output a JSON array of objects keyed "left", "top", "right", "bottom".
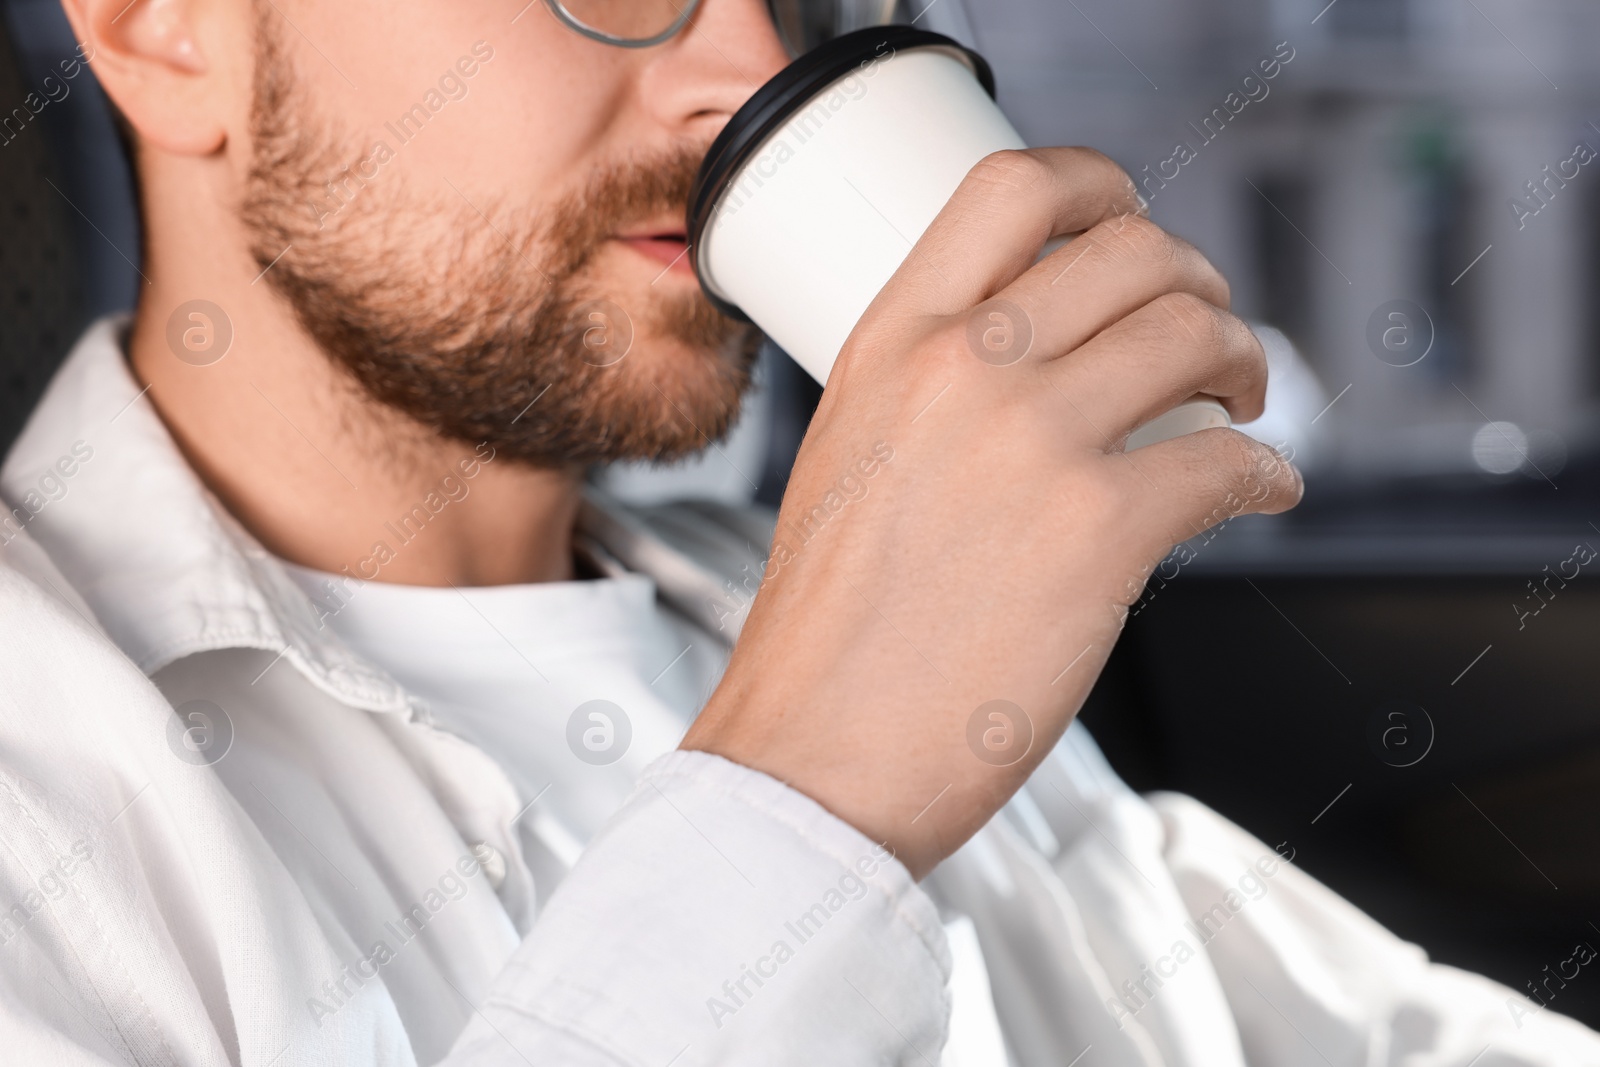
[
  {"left": 616, "top": 326, "right": 754, "bottom": 406},
  {"left": 576, "top": 252, "right": 757, "bottom": 380}
]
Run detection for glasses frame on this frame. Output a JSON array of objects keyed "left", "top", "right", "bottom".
[{"left": 542, "top": 0, "right": 705, "bottom": 48}]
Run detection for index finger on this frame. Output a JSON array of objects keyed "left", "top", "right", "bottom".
[{"left": 883, "top": 147, "right": 1144, "bottom": 317}]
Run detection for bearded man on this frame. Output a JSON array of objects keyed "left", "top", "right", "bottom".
[{"left": 0, "top": 0, "right": 1593, "bottom": 1063}]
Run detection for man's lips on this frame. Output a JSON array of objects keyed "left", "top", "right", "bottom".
[{"left": 615, "top": 234, "right": 695, "bottom": 276}]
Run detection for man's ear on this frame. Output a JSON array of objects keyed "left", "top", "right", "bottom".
[{"left": 58, "top": 0, "right": 235, "bottom": 155}]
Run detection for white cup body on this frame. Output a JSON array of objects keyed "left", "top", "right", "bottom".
[
  {"left": 701, "top": 46, "right": 1019, "bottom": 383},
  {"left": 699, "top": 43, "right": 1231, "bottom": 448}
]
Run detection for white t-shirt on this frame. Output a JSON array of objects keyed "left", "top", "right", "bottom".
[
  {"left": 284, "top": 561, "right": 729, "bottom": 910},
  {"left": 282, "top": 558, "right": 1021, "bottom": 1063}
]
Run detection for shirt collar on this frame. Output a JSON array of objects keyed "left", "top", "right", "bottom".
[
  {"left": 0, "top": 317, "right": 753, "bottom": 715},
  {"left": 1, "top": 317, "right": 414, "bottom": 713}
]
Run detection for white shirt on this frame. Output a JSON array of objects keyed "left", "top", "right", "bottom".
[
  {"left": 1, "top": 317, "right": 1596, "bottom": 1067},
  {"left": 281, "top": 526, "right": 1011, "bottom": 1062},
  {"left": 281, "top": 562, "right": 721, "bottom": 904}
]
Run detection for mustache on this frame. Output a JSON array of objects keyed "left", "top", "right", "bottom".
[{"left": 546, "top": 145, "right": 708, "bottom": 281}]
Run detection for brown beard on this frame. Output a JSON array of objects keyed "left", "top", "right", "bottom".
[{"left": 240, "top": 15, "right": 760, "bottom": 468}]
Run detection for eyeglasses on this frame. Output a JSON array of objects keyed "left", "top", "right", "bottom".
[{"left": 542, "top": 0, "right": 898, "bottom": 55}]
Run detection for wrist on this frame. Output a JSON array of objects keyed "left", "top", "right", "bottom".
[{"left": 683, "top": 691, "right": 1017, "bottom": 880}]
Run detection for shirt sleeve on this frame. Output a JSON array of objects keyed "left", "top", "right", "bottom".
[
  {"left": 447, "top": 750, "right": 954, "bottom": 1067},
  {"left": 1149, "top": 790, "right": 1600, "bottom": 1066},
  {"left": 0, "top": 542, "right": 950, "bottom": 1067}
]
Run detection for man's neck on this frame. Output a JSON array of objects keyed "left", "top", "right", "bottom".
[
  {"left": 128, "top": 306, "right": 582, "bottom": 587},
  {"left": 125, "top": 199, "right": 579, "bottom": 585}
]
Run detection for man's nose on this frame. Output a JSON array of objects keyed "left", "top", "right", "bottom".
[{"left": 637, "top": 0, "right": 792, "bottom": 136}]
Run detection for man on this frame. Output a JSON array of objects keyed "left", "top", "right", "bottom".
[{"left": 0, "top": 0, "right": 1593, "bottom": 1063}]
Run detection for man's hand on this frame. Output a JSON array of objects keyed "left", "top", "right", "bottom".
[{"left": 682, "top": 147, "right": 1302, "bottom": 879}]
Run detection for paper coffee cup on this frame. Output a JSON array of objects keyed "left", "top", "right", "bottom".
[{"left": 688, "top": 26, "right": 1229, "bottom": 449}]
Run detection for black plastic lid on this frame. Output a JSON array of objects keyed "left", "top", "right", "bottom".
[{"left": 688, "top": 25, "right": 996, "bottom": 321}]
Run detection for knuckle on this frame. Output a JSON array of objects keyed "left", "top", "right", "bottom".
[
  {"left": 1196, "top": 428, "right": 1258, "bottom": 490},
  {"left": 1064, "top": 145, "right": 1117, "bottom": 172},
  {"left": 1151, "top": 291, "right": 1223, "bottom": 348},
  {"left": 1223, "top": 434, "right": 1292, "bottom": 503},
  {"left": 1162, "top": 229, "right": 1199, "bottom": 260},
  {"left": 1238, "top": 322, "right": 1269, "bottom": 381},
  {"left": 1168, "top": 234, "right": 1216, "bottom": 292},
  {"left": 923, "top": 314, "right": 1003, "bottom": 384},
  {"left": 1254, "top": 446, "right": 1294, "bottom": 491},
  {"left": 1082, "top": 214, "right": 1176, "bottom": 272},
  {"left": 1070, "top": 146, "right": 1135, "bottom": 187},
  {"left": 1116, "top": 213, "right": 1168, "bottom": 250},
  {"left": 1213, "top": 311, "right": 1262, "bottom": 368},
  {"left": 1121, "top": 215, "right": 1173, "bottom": 256},
  {"left": 966, "top": 149, "right": 1053, "bottom": 199},
  {"left": 1226, "top": 431, "right": 1267, "bottom": 480},
  {"left": 1238, "top": 317, "right": 1267, "bottom": 361},
  {"left": 1212, "top": 265, "right": 1234, "bottom": 309}
]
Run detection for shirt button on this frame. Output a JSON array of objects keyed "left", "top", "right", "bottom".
[{"left": 469, "top": 841, "right": 508, "bottom": 890}]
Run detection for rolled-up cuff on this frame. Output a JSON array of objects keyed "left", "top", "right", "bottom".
[{"left": 459, "top": 749, "right": 952, "bottom": 1066}]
